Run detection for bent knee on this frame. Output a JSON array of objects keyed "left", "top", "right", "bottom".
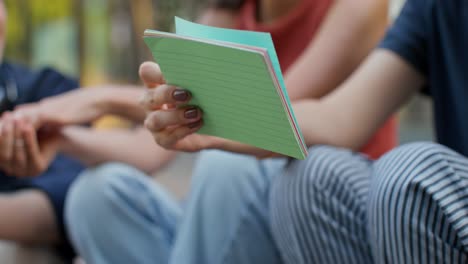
[
  {"left": 371, "top": 142, "right": 464, "bottom": 203},
  {"left": 374, "top": 142, "right": 457, "bottom": 185},
  {"left": 272, "top": 146, "right": 371, "bottom": 210},
  {"left": 376, "top": 142, "right": 453, "bottom": 167},
  {"left": 290, "top": 145, "right": 369, "bottom": 189},
  {"left": 271, "top": 146, "right": 371, "bottom": 230},
  {"left": 65, "top": 163, "right": 148, "bottom": 227}
]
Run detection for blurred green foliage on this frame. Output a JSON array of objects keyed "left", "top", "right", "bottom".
[
  {"left": 4, "top": 0, "right": 206, "bottom": 84},
  {"left": 5, "top": 0, "right": 74, "bottom": 64}
]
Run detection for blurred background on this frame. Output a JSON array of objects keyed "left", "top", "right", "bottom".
[{"left": 5, "top": 0, "right": 206, "bottom": 84}]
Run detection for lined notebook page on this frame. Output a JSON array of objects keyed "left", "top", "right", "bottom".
[
  {"left": 174, "top": 17, "right": 304, "bottom": 143},
  {"left": 174, "top": 17, "right": 287, "bottom": 101},
  {"left": 144, "top": 33, "right": 307, "bottom": 159}
]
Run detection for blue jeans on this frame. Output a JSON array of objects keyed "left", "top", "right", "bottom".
[{"left": 65, "top": 151, "right": 286, "bottom": 264}]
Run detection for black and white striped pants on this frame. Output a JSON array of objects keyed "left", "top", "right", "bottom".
[{"left": 270, "top": 142, "right": 468, "bottom": 263}]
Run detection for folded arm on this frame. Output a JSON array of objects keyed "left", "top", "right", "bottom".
[{"left": 296, "top": 49, "right": 425, "bottom": 150}]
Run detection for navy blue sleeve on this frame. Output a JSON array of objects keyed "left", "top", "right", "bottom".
[
  {"left": 379, "top": 0, "right": 430, "bottom": 75},
  {"left": 10, "top": 64, "right": 79, "bottom": 105}
]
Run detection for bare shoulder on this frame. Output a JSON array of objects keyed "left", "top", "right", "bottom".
[{"left": 197, "top": 8, "right": 239, "bottom": 28}]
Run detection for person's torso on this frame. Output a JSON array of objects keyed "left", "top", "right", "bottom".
[
  {"left": 0, "top": 62, "right": 85, "bottom": 178},
  {"left": 1, "top": 62, "right": 79, "bottom": 107},
  {"left": 423, "top": 0, "right": 468, "bottom": 157},
  {"left": 236, "top": 0, "right": 333, "bottom": 72}
]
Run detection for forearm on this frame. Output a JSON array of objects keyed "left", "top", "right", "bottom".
[
  {"left": 286, "top": 0, "right": 389, "bottom": 100},
  {"left": 59, "top": 126, "right": 177, "bottom": 174},
  {"left": 93, "top": 86, "right": 147, "bottom": 122},
  {"left": 296, "top": 50, "right": 424, "bottom": 151}
]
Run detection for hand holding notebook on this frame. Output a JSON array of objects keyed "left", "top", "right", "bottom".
[
  {"left": 140, "top": 62, "right": 276, "bottom": 158},
  {"left": 142, "top": 17, "right": 307, "bottom": 159}
]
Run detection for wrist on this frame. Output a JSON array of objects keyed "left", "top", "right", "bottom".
[
  {"left": 105, "top": 87, "right": 146, "bottom": 122},
  {"left": 56, "top": 130, "right": 68, "bottom": 153},
  {"left": 93, "top": 87, "right": 114, "bottom": 117},
  {"left": 57, "top": 126, "right": 81, "bottom": 154}
]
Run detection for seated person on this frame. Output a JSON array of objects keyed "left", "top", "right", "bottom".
[
  {"left": 62, "top": 0, "right": 396, "bottom": 263},
  {"left": 142, "top": 0, "right": 468, "bottom": 262},
  {"left": 0, "top": 0, "right": 84, "bottom": 256},
  {"left": 0, "top": 1, "right": 175, "bottom": 260}
]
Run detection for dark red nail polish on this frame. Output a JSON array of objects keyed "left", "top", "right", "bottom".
[
  {"left": 184, "top": 108, "right": 198, "bottom": 119},
  {"left": 173, "top": 89, "right": 189, "bottom": 101}
]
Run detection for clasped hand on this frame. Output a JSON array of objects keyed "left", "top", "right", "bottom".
[
  {"left": 0, "top": 87, "right": 115, "bottom": 177},
  {"left": 0, "top": 111, "right": 59, "bottom": 177}
]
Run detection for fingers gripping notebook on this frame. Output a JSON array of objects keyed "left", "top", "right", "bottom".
[{"left": 144, "top": 17, "right": 308, "bottom": 159}]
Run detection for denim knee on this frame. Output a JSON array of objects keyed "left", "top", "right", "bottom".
[
  {"left": 190, "top": 150, "right": 284, "bottom": 206},
  {"left": 65, "top": 163, "right": 152, "bottom": 244},
  {"left": 65, "top": 163, "right": 182, "bottom": 264},
  {"left": 169, "top": 151, "right": 285, "bottom": 264}
]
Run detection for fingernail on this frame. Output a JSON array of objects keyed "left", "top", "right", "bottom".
[
  {"left": 188, "top": 120, "right": 202, "bottom": 129},
  {"left": 173, "top": 89, "right": 190, "bottom": 102},
  {"left": 184, "top": 108, "right": 198, "bottom": 119}
]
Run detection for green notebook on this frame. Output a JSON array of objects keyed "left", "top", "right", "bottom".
[{"left": 144, "top": 17, "right": 308, "bottom": 159}]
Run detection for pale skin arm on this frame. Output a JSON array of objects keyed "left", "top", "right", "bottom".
[
  {"left": 38, "top": 86, "right": 177, "bottom": 174},
  {"left": 94, "top": 86, "right": 148, "bottom": 122},
  {"left": 1, "top": 86, "right": 171, "bottom": 175},
  {"left": 140, "top": 50, "right": 425, "bottom": 156},
  {"left": 295, "top": 49, "right": 425, "bottom": 150},
  {"left": 23, "top": 85, "right": 148, "bottom": 128},
  {"left": 5, "top": 85, "right": 174, "bottom": 176},
  {"left": 285, "top": 0, "right": 389, "bottom": 99},
  {"left": 59, "top": 126, "right": 176, "bottom": 174}
]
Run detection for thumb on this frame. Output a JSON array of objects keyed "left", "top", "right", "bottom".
[{"left": 139, "top": 62, "right": 165, "bottom": 89}]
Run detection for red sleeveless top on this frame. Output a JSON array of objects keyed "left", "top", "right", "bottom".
[{"left": 236, "top": 0, "right": 398, "bottom": 159}]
